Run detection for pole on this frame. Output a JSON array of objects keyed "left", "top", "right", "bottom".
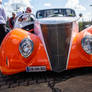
[{"left": 89, "top": 5, "right": 92, "bottom": 24}]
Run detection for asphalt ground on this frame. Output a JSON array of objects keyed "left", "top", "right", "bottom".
[{"left": 0, "top": 68, "right": 92, "bottom": 92}]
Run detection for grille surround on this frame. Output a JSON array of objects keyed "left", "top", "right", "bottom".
[{"left": 41, "top": 22, "right": 73, "bottom": 72}]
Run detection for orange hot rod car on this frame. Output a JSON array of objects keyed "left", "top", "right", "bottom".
[{"left": 0, "top": 8, "right": 92, "bottom": 75}]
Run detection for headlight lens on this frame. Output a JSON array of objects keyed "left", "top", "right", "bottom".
[
  {"left": 19, "top": 38, "right": 34, "bottom": 58},
  {"left": 81, "top": 35, "right": 92, "bottom": 54}
]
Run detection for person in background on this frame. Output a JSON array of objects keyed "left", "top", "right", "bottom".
[
  {"left": 6, "top": 16, "right": 10, "bottom": 28},
  {"left": 0, "top": 0, "right": 7, "bottom": 44},
  {"left": 25, "top": 7, "right": 32, "bottom": 13},
  {"left": 9, "top": 12, "right": 16, "bottom": 29},
  {"left": 18, "top": 7, "right": 33, "bottom": 22}
]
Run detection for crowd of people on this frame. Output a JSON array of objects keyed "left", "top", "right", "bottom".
[
  {"left": 8, "top": 6, "right": 32, "bottom": 29},
  {"left": 0, "top": 0, "right": 32, "bottom": 44}
]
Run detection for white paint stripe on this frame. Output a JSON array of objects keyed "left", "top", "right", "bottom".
[
  {"left": 66, "top": 22, "right": 75, "bottom": 70},
  {"left": 37, "top": 24, "right": 52, "bottom": 70}
]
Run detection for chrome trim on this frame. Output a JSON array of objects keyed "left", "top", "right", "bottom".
[{"left": 19, "top": 38, "right": 34, "bottom": 58}]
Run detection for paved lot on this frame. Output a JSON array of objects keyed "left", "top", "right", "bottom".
[{"left": 0, "top": 68, "right": 92, "bottom": 92}]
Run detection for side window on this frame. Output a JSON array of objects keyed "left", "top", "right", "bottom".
[
  {"left": 66, "top": 9, "right": 72, "bottom": 16},
  {"left": 38, "top": 12, "right": 43, "bottom": 18}
]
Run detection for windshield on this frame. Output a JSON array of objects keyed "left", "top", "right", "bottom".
[{"left": 36, "top": 8, "right": 76, "bottom": 19}]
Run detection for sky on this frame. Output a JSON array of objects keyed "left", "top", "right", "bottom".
[{"left": 2, "top": 0, "right": 92, "bottom": 21}]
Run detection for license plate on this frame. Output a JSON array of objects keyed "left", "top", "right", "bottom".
[{"left": 26, "top": 66, "right": 46, "bottom": 72}]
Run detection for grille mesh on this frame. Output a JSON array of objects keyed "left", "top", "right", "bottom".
[{"left": 41, "top": 23, "right": 72, "bottom": 72}]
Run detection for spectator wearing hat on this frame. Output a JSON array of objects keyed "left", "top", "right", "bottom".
[{"left": 25, "top": 7, "right": 32, "bottom": 13}]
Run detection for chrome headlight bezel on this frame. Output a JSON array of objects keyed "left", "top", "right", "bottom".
[
  {"left": 19, "top": 38, "right": 34, "bottom": 58},
  {"left": 81, "top": 35, "right": 92, "bottom": 54}
]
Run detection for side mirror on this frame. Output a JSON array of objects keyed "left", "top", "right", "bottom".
[
  {"left": 79, "top": 13, "right": 83, "bottom": 17},
  {"left": 75, "top": 13, "right": 83, "bottom": 21}
]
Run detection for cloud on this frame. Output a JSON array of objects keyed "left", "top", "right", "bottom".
[
  {"left": 4, "top": 0, "right": 33, "bottom": 16},
  {"left": 65, "top": 0, "right": 86, "bottom": 11},
  {"left": 65, "top": 0, "right": 92, "bottom": 21},
  {"left": 44, "top": 3, "right": 52, "bottom": 7},
  {"left": 65, "top": 0, "right": 88, "bottom": 20},
  {"left": 82, "top": 12, "right": 92, "bottom": 21}
]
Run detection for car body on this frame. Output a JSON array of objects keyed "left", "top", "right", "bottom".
[{"left": 0, "top": 8, "right": 92, "bottom": 75}]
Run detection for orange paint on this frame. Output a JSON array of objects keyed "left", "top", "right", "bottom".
[
  {"left": 67, "top": 26, "right": 92, "bottom": 69},
  {"left": 0, "top": 28, "right": 51, "bottom": 75},
  {"left": 1, "top": 24, "right": 92, "bottom": 75}
]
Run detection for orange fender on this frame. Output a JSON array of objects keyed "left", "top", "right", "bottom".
[
  {"left": 0, "top": 28, "right": 51, "bottom": 75},
  {"left": 67, "top": 26, "right": 92, "bottom": 69}
]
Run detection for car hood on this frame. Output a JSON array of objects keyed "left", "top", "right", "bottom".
[{"left": 38, "top": 17, "right": 78, "bottom": 24}]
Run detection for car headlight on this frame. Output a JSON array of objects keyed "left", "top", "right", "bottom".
[
  {"left": 19, "top": 38, "right": 34, "bottom": 58},
  {"left": 81, "top": 35, "right": 92, "bottom": 54}
]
